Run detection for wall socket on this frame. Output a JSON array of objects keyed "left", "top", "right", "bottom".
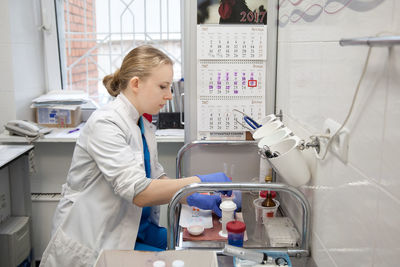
[{"left": 323, "top": 118, "right": 350, "bottom": 163}]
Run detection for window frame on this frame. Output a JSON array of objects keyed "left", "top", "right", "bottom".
[
  {"left": 41, "top": 0, "right": 63, "bottom": 92},
  {"left": 41, "top": 0, "right": 183, "bottom": 97}
]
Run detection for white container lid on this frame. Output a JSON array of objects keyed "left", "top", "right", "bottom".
[
  {"left": 153, "top": 260, "right": 166, "bottom": 267},
  {"left": 172, "top": 259, "right": 185, "bottom": 267},
  {"left": 220, "top": 200, "right": 237, "bottom": 211}
]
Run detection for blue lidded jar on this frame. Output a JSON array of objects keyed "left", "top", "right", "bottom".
[{"left": 226, "top": 220, "right": 246, "bottom": 247}]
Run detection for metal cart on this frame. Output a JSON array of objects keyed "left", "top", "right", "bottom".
[{"left": 167, "top": 141, "right": 312, "bottom": 258}]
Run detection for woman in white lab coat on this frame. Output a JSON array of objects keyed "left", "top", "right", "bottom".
[{"left": 39, "top": 45, "right": 232, "bottom": 267}]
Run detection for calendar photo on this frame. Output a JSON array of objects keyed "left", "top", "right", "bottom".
[{"left": 197, "top": 0, "right": 268, "bottom": 25}]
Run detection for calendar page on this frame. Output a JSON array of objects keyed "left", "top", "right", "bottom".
[
  {"left": 198, "top": 61, "right": 265, "bottom": 97},
  {"left": 197, "top": 25, "right": 267, "bottom": 60},
  {"left": 197, "top": 25, "right": 267, "bottom": 140}
]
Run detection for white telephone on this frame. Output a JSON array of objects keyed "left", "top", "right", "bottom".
[{"left": 5, "top": 120, "right": 52, "bottom": 137}]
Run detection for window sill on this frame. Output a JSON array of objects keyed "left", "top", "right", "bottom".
[{"left": 0, "top": 124, "right": 184, "bottom": 144}]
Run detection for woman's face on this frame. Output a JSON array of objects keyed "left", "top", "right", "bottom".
[{"left": 136, "top": 63, "right": 173, "bottom": 115}]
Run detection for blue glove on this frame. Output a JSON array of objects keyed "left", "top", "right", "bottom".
[
  {"left": 197, "top": 172, "right": 231, "bottom": 183},
  {"left": 186, "top": 193, "right": 222, "bottom": 217},
  {"left": 197, "top": 172, "right": 232, "bottom": 196}
]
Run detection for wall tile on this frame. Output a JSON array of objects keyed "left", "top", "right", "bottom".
[
  {"left": 278, "top": 0, "right": 394, "bottom": 43},
  {"left": 0, "top": 44, "right": 15, "bottom": 93},
  {"left": 276, "top": 41, "right": 289, "bottom": 114},
  {"left": 276, "top": 42, "right": 323, "bottom": 132},
  {"left": 312, "top": 160, "right": 377, "bottom": 267},
  {"left": 380, "top": 47, "right": 400, "bottom": 199},
  {"left": 320, "top": 43, "right": 372, "bottom": 124},
  {"left": 346, "top": 47, "right": 389, "bottom": 182},
  {"left": 278, "top": 0, "right": 327, "bottom": 43},
  {"left": 311, "top": 232, "right": 338, "bottom": 267},
  {"left": 374, "top": 191, "right": 400, "bottom": 266},
  {"left": 322, "top": 0, "right": 394, "bottom": 41}
]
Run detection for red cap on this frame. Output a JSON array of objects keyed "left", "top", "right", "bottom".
[
  {"left": 226, "top": 221, "right": 246, "bottom": 233},
  {"left": 259, "top": 191, "right": 277, "bottom": 198}
]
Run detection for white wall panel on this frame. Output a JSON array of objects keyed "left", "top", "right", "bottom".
[{"left": 276, "top": 0, "right": 399, "bottom": 266}]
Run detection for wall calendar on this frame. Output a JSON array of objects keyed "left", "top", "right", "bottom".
[{"left": 197, "top": 25, "right": 267, "bottom": 140}]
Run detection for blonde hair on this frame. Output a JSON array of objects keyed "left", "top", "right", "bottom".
[{"left": 103, "top": 45, "right": 173, "bottom": 97}]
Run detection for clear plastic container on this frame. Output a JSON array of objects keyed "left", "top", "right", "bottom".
[
  {"left": 263, "top": 217, "right": 299, "bottom": 247},
  {"left": 265, "top": 223, "right": 299, "bottom": 247},
  {"left": 253, "top": 198, "right": 280, "bottom": 223}
]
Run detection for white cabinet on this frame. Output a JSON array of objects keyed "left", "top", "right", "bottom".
[{"left": 0, "top": 145, "right": 34, "bottom": 267}]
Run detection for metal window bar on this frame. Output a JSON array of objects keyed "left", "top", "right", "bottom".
[{"left": 58, "top": 0, "right": 182, "bottom": 102}]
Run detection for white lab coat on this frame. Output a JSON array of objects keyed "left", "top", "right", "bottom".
[{"left": 40, "top": 93, "right": 165, "bottom": 267}]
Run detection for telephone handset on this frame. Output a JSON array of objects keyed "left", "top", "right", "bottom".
[{"left": 5, "top": 120, "right": 52, "bottom": 137}]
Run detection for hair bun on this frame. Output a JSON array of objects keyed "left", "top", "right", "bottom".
[{"left": 103, "top": 69, "right": 121, "bottom": 97}]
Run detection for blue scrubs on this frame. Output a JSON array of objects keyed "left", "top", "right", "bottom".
[{"left": 134, "top": 117, "right": 167, "bottom": 251}]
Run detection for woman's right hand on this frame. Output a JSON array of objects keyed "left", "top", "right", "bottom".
[{"left": 196, "top": 172, "right": 232, "bottom": 196}]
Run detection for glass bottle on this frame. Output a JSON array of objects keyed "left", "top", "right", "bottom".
[
  {"left": 262, "top": 191, "right": 276, "bottom": 207},
  {"left": 262, "top": 169, "right": 275, "bottom": 207}
]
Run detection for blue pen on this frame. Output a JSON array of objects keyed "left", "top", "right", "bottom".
[{"left": 68, "top": 128, "right": 80, "bottom": 134}]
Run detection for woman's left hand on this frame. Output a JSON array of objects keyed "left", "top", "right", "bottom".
[{"left": 186, "top": 193, "right": 222, "bottom": 217}]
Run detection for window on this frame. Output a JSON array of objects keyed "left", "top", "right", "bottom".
[{"left": 52, "top": 0, "right": 182, "bottom": 105}]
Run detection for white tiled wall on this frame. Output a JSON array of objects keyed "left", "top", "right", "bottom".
[
  {"left": 276, "top": 0, "right": 400, "bottom": 266},
  {"left": 0, "top": 0, "right": 45, "bottom": 127}
]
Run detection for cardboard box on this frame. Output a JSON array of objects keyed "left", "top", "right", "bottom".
[
  {"left": 34, "top": 106, "right": 82, "bottom": 127},
  {"left": 94, "top": 250, "right": 218, "bottom": 267},
  {"left": 81, "top": 99, "right": 99, "bottom": 122}
]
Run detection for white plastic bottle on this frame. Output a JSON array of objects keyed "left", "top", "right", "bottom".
[
  {"left": 153, "top": 260, "right": 166, "bottom": 267},
  {"left": 219, "top": 199, "right": 237, "bottom": 237},
  {"left": 172, "top": 259, "right": 185, "bottom": 267}
]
